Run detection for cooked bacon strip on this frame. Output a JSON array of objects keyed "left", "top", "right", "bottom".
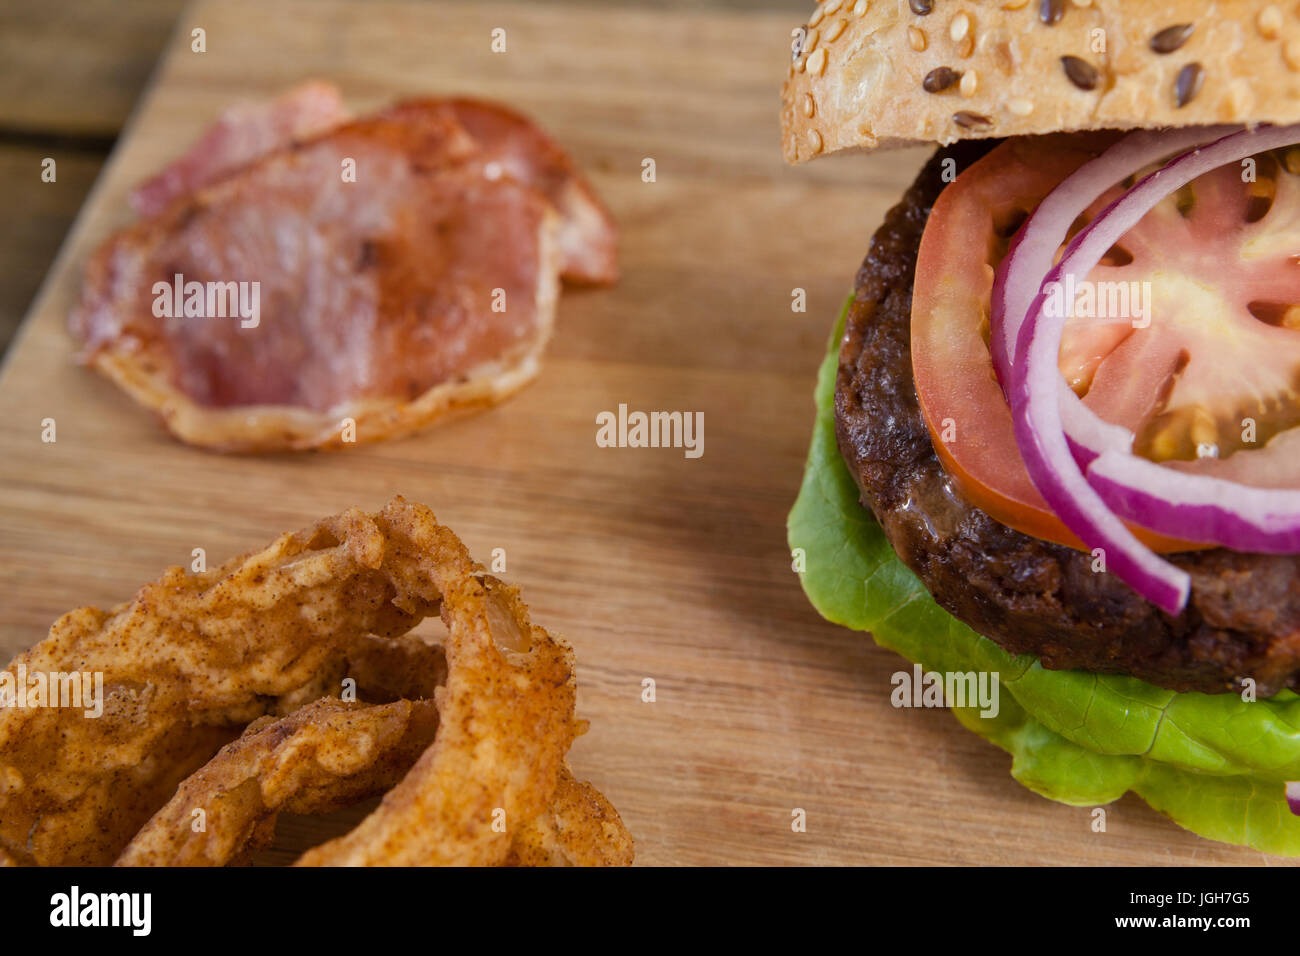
[
  {"left": 440, "top": 98, "right": 619, "bottom": 284},
  {"left": 133, "top": 89, "right": 615, "bottom": 285},
  {"left": 71, "top": 102, "right": 562, "bottom": 451},
  {"left": 129, "top": 80, "right": 348, "bottom": 217}
]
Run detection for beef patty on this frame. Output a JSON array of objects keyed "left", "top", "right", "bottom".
[{"left": 835, "top": 141, "right": 1300, "bottom": 696}]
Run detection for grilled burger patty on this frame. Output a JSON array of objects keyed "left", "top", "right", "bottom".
[{"left": 834, "top": 142, "right": 1300, "bottom": 696}]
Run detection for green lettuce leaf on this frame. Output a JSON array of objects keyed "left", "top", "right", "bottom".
[{"left": 787, "top": 301, "right": 1300, "bottom": 856}]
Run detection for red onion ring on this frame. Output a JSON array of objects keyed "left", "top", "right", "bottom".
[
  {"left": 990, "top": 126, "right": 1234, "bottom": 387},
  {"left": 1010, "top": 124, "right": 1300, "bottom": 612},
  {"left": 1289, "top": 781, "right": 1300, "bottom": 816},
  {"left": 992, "top": 128, "right": 1231, "bottom": 472},
  {"left": 1087, "top": 452, "right": 1300, "bottom": 552},
  {"left": 1043, "top": 126, "right": 1300, "bottom": 549},
  {"left": 1009, "top": 328, "right": 1191, "bottom": 614}
]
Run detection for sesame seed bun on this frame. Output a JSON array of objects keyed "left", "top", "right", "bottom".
[{"left": 782, "top": 0, "right": 1300, "bottom": 162}]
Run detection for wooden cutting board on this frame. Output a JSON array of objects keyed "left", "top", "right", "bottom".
[{"left": 0, "top": 0, "right": 1284, "bottom": 866}]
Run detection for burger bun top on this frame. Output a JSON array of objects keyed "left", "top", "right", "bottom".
[{"left": 782, "top": 0, "right": 1300, "bottom": 162}]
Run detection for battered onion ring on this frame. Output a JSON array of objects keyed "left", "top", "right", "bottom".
[
  {"left": 293, "top": 570, "right": 597, "bottom": 865},
  {"left": 118, "top": 698, "right": 631, "bottom": 867},
  {"left": 506, "top": 766, "right": 639, "bottom": 867},
  {"left": 115, "top": 696, "right": 442, "bottom": 866},
  {"left": 0, "top": 498, "right": 632, "bottom": 866},
  {"left": 119, "top": 623, "right": 631, "bottom": 865}
]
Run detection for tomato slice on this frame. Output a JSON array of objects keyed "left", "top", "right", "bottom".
[{"left": 912, "top": 133, "right": 1300, "bottom": 552}]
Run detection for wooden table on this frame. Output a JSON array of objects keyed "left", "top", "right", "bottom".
[{"left": 0, "top": 0, "right": 1285, "bottom": 865}]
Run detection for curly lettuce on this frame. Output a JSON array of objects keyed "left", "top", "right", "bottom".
[{"left": 788, "top": 302, "right": 1300, "bottom": 856}]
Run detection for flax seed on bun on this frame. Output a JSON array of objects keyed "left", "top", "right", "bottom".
[{"left": 782, "top": 0, "right": 1300, "bottom": 162}]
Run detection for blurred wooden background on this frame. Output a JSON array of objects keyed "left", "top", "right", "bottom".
[{"left": 0, "top": 0, "right": 800, "bottom": 355}]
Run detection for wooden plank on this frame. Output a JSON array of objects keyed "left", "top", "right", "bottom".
[
  {"left": 0, "top": 0, "right": 185, "bottom": 137},
  {"left": 0, "top": 0, "right": 1287, "bottom": 866},
  {"left": 0, "top": 0, "right": 800, "bottom": 139},
  {"left": 0, "top": 146, "right": 103, "bottom": 352}
]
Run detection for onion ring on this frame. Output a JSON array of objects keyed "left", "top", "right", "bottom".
[
  {"left": 115, "top": 696, "right": 442, "bottom": 866},
  {"left": 0, "top": 498, "right": 632, "bottom": 866}
]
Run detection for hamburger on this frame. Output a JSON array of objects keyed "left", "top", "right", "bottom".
[{"left": 783, "top": 0, "right": 1300, "bottom": 855}]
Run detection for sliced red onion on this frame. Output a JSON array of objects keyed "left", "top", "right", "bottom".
[
  {"left": 1048, "top": 124, "right": 1300, "bottom": 554},
  {"left": 1004, "top": 124, "right": 1300, "bottom": 611},
  {"left": 990, "top": 125, "right": 1235, "bottom": 387},
  {"left": 1289, "top": 781, "right": 1300, "bottom": 816},
  {"left": 992, "top": 127, "right": 1228, "bottom": 471},
  {"left": 1087, "top": 452, "right": 1300, "bottom": 552},
  {"left": 1010, "top": 298, "right": 1191, "bottom": 612},
  {"left": 1062, "top": 388, "right": 1129, "bottom": 467}
]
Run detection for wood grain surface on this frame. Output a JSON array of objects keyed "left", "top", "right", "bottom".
[
  {"left": 0, "top": 0, "right": 1285, "bottom": 865},
  {"left": 0, "top": 0, "right": 186, "bottom": 350}
]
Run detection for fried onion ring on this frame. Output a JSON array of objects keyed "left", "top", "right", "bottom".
[
  {"left": 115, "top": 697, "right": 441, "bottom": 866},
  {"left": 506, "top": 765, "right": 638, "bottom": 867},
  {"left": 293, "top": 572, "right": 582, "bottom": 865},
  {"left": 0, "top": 498, "right": 632, "bottom": 866},
  {"left": 118, "top": 699, "right": 633, "bottom": 866}
]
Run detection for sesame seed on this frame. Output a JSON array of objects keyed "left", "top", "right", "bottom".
[
  {"left": 1006, "top": 97, "right": 1034, "bottom": 116},
  {"left": 809, "top": 6, "right": 825, "bottom": 27},
  {"left": 923, "top": 66, "right": 962, "bottom": 92},
  {"left": 1175, "top": 62, "right": 1204, "bottom": 107},
  {"left": 1258, "top": 5, "right": 1283, "bottom": 38},
  {"left": 950, "top": 11, "right": 971, "bottom": 42},
  {"left": 804, "top": 28, "right": 820, "bottom": 54},
  {"left": 852, "top": 0, "right": 869, "bottom": 16},
  {"left": 1150, "top": 23, "right": 1194, "bottom": 54},
  {"left": 794, "top": 55, "right": 806, "bottom": 73},
  {"left": 957, "top": 35, "right": 974, "bottom": 58},
  {"left": 1061, "top": 54, "right": 1099, "bottom": 90},
  {"left": 824, "top": 0, "right": 845, "bottom": 13},
  {"left": 1039, "top": 0, "right": 1064, "bottom": 25},
  {"left": 910, "top": 0, "right": 934, "bottom": 15},
  {"left": 908, "top": 25, "right": 928, "bottom": 50},
  {"left": 959, "top": 70, "right": 978, "bottom": 96},
  {"left": 807, "top": 46, "right": 829, "bottom": 76},
  {"left": 807, "top": 129, "right": 824, "bottom": 154},
  {"left": 1071, "top": 0, "right": 1092, "bottom": 6},
  {"left": 802, "top": 92, "right": 816, "bottom": 117},
  {"left": 953, "top": 110, "right": 992, "bottom": 128},
  {"left": 982, "top": 29, "right": 1016, "bottom": 73},
  {"left": 1226, "top": 81, "right": 1254, "bottom": 114},
  {"left": 1000, "top": 0, "right": 1028, "bottom": 8},
  {"left": 1284, "top": 38, "right": 1300, "bottom": 70},
  {"left": 826, "top": 17, "right": 849, "bottom": 42}
]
